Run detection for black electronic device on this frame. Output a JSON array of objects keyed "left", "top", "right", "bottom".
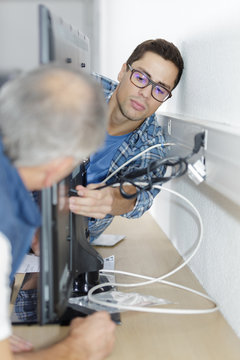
[
  {"left": 11, "top": 163, "right": 106, "bottom": 325},
  {"left": 11, "top": 4, "right": 117, "bottom": 326},
  {"left": 38, "top": 4, "right": 90, "bottom": 71},
  {"left": 39, "top": 163, "right": 104, "bottom": 325},
  {"left": 70, "top": 164, "right": 104, "bottom": 299},
  {"left": 38, "top": 4, "right": 104, "bottom": 324}
]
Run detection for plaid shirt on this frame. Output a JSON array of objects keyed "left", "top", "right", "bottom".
[
  {"left": 14, "top": 289, "right": 38, "bottom": 322},
  {"left": 88, "top": 73, "right": 166, "bottom": 241}
]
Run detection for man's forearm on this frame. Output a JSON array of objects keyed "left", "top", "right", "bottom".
[
  {"left": 69, "top": 183, "right": 137, "bottom": 219},
  {"left": 14, "top": 340, "right": 73, "bottom": 360},
  {"left": 14, "top": 312, "right": 116, "bottom": 360},
  {"left": 110, "top": 185, "right": 136, "bottom": 215}
]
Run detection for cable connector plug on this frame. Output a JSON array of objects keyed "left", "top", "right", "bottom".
[
  {"left": 192, "top": 132, "right": 206, "bottom": 154},
  {"left": 188, "top": 159, "right": 206, "bottom": 185}
]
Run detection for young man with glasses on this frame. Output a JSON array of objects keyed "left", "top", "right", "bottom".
[{"left": 69, "top": 38, "right": 184, "bottom": 241}]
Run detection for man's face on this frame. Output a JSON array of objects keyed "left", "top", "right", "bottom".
[{"left": 116, "top": 51, "right": 179, "bottom": 123}]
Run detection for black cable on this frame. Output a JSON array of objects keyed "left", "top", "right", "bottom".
[{"left": 90, "top": 131, "right": 205, "bottom": 199}]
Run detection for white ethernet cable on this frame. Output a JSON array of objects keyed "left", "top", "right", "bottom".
[
  {"left": 88, "top": 184, "right": 218, "bottom": 314},
  {"left": 89, "top": 151, "right": 219, "bottom": 316},
  {"left": 87, "top": 141, "right": 218, "bottom": 314}
]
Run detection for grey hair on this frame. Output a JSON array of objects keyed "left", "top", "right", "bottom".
[{"left": 0, "top": 64, "right": 107, "bottom": 166}]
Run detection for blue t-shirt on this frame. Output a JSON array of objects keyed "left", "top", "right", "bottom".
[{"left": 87, "top": 132, "right": 131, "bottom": 184}]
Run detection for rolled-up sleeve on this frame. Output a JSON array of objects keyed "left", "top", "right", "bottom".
[{"left": 122, "top": 186, "right": 160, "bottom": 219}]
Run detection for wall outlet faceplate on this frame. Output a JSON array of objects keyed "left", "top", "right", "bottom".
[{"left": 158, "top": 113, "right": 240, "bottom": 206}]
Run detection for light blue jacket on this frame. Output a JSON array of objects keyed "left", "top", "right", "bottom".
[{"left": 0, "top": 138, "right": 41, "bottom": 282}]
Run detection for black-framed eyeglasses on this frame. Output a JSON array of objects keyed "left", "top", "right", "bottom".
[{"left": 128, "top": 64, "right": 172, "bottom": 103}]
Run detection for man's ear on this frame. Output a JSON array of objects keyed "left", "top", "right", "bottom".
[
  {"left": 117, "top": 63, "right": 127, "bottom": 82},
  {"left": 43, "top": 157, "right": 74, "bottom": 188}
]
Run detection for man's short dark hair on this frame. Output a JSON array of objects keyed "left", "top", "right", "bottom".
[{"left": 126, "top": 38, "right": 184, "bottom": 89}]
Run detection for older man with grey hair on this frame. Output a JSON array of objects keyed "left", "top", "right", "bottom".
[{"left": 0, "top": 64, "right": 116, "bottom": 360}]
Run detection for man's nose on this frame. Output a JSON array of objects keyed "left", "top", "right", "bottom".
[{"left": 138, "top": 84, "right": 152, "bottom": 98}]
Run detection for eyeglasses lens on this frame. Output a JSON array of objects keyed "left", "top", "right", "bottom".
[
  {"left": 152, "top": 86, "right": 169, "bottom": 102},
  {"left": 132, "top": 71, "right": 148, "bottom": 87}
]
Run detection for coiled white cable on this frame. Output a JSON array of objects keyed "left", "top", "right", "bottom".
[
  {"left": 88, "top": 185, "right": 218, "bottom": 314},
  {"left": 87, "top": 142, "right": 218, "bottom": 314}
]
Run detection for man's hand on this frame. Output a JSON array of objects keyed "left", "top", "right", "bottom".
[
  {"left": 3, "top": 312, "right": 115, "bottom": 360},
  {"left": 69, "top": 183, "right": 136, "bottom": 218},
  {"left": 69, "top": 184, "right": 114, "bottom": 219},
  {"left": 9, "top": 335, "right": 33, "bottom": 353},
  {"left": 66, "top": 312, "right": 116, "bottom": 360}
]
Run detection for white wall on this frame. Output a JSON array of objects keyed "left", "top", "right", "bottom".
[{"left": 99, "top": 0, "right": 240, "bottom": 336}]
